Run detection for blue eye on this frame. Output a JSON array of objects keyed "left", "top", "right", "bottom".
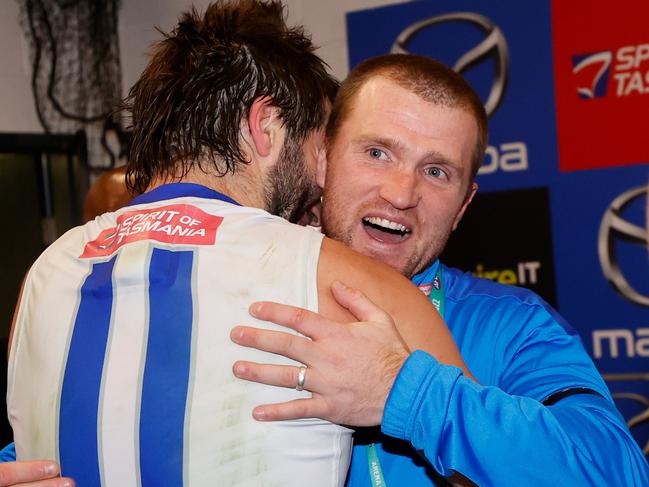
[
  {"left": 425, "top": 167, "right": 445, "bottom": 178},
  {"left": 368, "top": 148, "right": 386, "bottom": 159}
]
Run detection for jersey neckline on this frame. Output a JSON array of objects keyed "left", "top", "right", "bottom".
[{"left": 126, "top": 183, "right": 242, "bottom": 207}]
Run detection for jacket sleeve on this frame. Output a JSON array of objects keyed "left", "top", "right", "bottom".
[
  {"left": 0, "top": 443, "right": 16, "bottom": 462},
  {"left": 382, "top": 350, "right": 649, "bottom": 486}
]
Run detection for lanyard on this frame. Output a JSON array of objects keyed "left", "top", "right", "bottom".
[
  {"left": 367, "top": 444, "right": 387, "bottom": 487},
  {"left": 367, "top": 267, "right": 444, "bottom": 487},
  {"left": 428, "top": 266, "right": 445, "bottom": 318}
]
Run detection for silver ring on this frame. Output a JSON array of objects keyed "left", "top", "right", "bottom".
[{"left": 296, "top": 366, "right": 307, "bottom": 391}]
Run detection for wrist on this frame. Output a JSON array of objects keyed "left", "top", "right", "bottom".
[{"left": 381, "top": 350, "right": 440, "bottom": 440}]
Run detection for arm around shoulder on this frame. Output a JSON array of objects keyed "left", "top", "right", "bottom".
[
  {"left": 317, "top": 237, "right": 472, "bottom": 378},
  {"left": 230, "top": 237, "right": 473, "bottom": 425}
]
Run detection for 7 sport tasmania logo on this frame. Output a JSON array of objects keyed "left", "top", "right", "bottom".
[
  {"left": 572, "top": 51, "right": 611, "bottom": 99},
  {"left": 552, "top": 0, "right": 649, "bottom": 171},
  {"left": 572, "top": 44, "right": 649, "bottom": 99}
]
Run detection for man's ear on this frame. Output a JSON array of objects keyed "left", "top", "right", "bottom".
[
  {"left": 245, "top": 96, "right": 283, "bottom": 159},
  {"left": 316, "top": 140, "right": 328, "bottom": 189},
  {"left": 452, "top": 182, "right": 478, "bottom": 231}
]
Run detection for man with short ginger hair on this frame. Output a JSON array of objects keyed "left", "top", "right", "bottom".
[{"left": 233, "top": 55, "right": 649, "bottom": 486}]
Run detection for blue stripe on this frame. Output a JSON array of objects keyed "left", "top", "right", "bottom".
[
  {"left": 59, "top": 257, "right": 116, "bottom": 486},
  {"left": 140, "top": 249, "right": 194, "bottom": 487},
  {"left": 127, "top": 183, "right": 241, "bottom": 207}
]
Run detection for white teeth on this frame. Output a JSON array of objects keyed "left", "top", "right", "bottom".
[{"left": 363, "top": 216, "right": 411, "bottom": 233}]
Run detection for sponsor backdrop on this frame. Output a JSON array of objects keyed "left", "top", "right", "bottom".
[{"left": 347, "top": 0, "right": 649, "bottom": 454}]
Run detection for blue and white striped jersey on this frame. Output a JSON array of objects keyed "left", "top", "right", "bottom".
[{"left": 9, "top": 183, "right": 351, "bottom": 487}]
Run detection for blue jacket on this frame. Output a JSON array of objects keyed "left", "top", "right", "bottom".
[{"left": 347, "top": 261, "right": 649, "bottom": 486}]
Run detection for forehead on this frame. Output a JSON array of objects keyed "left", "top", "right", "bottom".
[{"left": 335, "top": 77, "right": 477, "bottom": 167}]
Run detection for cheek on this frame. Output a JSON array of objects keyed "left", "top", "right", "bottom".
[
  {"left": 424, "top": 194, "right": 464, "bottom": 220},
  {"left": 327, "top": 168, "right": 364, "bottom": 203},
  {"left": 416, "top": 201, "right": 458, "bottom": 239}
]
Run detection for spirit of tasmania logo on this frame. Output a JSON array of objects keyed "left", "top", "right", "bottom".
[
  {"left": 81, "top": 204, "right": 223, "bottom": 258},
  {"left": 572, "top": 44, "right": 649, "bottom": 99}
]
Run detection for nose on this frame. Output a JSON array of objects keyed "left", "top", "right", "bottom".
[{"left": 378, "top": 168, "right": 419, "bottom": 210}]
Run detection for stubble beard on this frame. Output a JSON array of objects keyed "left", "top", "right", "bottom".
[
  {"left": 321, "top": 187, "right": 449, "bottom": 278},
  {"left": 264, "top": 136, "right": 321, "bottom": 224}
]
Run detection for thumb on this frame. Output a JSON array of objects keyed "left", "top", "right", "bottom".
[{"left": 331, "top": 280, "right": 392, "bottom": 323}]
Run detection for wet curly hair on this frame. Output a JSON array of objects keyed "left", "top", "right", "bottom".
[{"left": 124, "top": 0, "right": 338, "bottom": 194}]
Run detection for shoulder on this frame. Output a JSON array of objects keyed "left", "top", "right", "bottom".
[
  {"left": 317, "top": 238, "right": 415, "bottom": 322},
  {"left": 443, "top": 264, "right": 550, "bottom": 306},
  {"left": 318, "top": 240, "right": 469, "bottom": 373},
  {"left": 34, "top": 224, "right": 88, "bottom": 266},
  {"left": 440, "top": 265, "right": 606, "bottom": 397},
  {"left": 441, "top": 264, "right": 576, "bottom": 336}
]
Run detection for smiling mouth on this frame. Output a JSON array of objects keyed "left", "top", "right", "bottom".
[{"left": 362, "top": 216, "right": 411, "bottom": 243}]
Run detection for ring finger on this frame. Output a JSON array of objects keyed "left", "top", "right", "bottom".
[{"left": 232, "top": 361, "right": 317, "bottom": 392}]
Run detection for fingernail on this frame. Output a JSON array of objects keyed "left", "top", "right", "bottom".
[
  {"left": 253, "top": 407, "right": 266, "bottom": 421},
  {"left": 42, "top": 462, "right": 57, "bottom": 475},
  {"left": 60, "top": 480, "right": 73, "bottom": 487},
  {"left": 249, "top": 302, "right": 262, "bottom": 316},
  {"left": 232, "top": 362, "right": 246, "bottom": 376},
  {"left": 230, "top": 327, "right": 243, "bottom": 342}
]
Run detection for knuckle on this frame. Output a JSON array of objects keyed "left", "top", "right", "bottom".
[
  {"left": 378, "top": 310, "right": 394, "bottom": 323},
  {"left": 348, "top": 287, "right": 363, "bottom": 300},
  {"left": 246, "top": 365, "right": 260, "bottom": 381},
  {"left": 289, "top": 307, "right": 308, "bottom": 328},
  {"left": 278, "top": 333, "right": 295, "bottom": 355}
]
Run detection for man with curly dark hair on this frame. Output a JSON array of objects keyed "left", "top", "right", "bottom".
[{"left": 3, "top": 2, "right": 467, "bottom": 486}]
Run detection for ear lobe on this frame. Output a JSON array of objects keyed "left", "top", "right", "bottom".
[
  {"left": 247, "top": 96, "right": 277, "bottom": 158},
  {"left": 452, "top": 182, "right": 477, "bottom": 231}
]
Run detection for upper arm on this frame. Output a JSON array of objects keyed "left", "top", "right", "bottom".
[
  {"left": 317, "top": 237, "right": 473, "bottom": 378},
  {"left": 498, "top": 303, "right": 610, "bottom": 402}
]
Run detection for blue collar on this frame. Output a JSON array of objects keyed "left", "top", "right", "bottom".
[
  {"left": 127, "top": 183, "right": 241, "bottom": 207},
  {"left": 411, "top": 260, "right": 440, "bottom": 287}
]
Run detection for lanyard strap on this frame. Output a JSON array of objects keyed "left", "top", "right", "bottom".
[
  {"left": 428, "top": 267, "right": 445, "bottom": 318},
  {"left": 367, "top": 444, "right": 387, "bottom": 487},
  {"left": 367, "top": 268, "right": 444, "bottom": 487}
]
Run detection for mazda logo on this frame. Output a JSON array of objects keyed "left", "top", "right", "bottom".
[
  {"left": 598, "top": 186, "right": 649, "bottom": 307},
  {"left": 391, "top": 12, "right": 509, "bottom": 118}
]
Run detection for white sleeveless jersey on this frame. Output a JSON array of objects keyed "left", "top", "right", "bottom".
[{"left": 8, "top": 183, "right": 351, "bottom": 487}]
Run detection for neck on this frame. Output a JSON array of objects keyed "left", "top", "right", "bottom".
[{"left": 146, "top": 164, "right": 266, "bottom": 209}]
